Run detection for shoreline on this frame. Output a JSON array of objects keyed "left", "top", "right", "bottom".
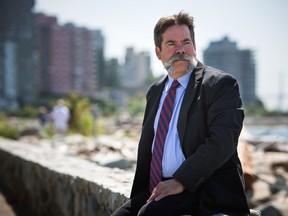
[{"left": 244, "top": 116, "right": 288, "bottom": 126}]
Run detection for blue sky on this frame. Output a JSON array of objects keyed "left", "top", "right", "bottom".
[{"left": 35, "top": 0, "right": 288, "bottom": 111}]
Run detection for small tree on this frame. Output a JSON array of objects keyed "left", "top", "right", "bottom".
[{"left": 67, "top": 93, "right": 94, "bottom": 136}]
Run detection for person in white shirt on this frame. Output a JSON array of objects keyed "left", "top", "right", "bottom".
[{"left": 51, "top": 99, "right": 70, "bottom": 134}]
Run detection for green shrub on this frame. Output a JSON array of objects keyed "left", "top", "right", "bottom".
[
  {"left": 39, "top": 123, "right": 54, "bottom": 139},
  {"left": 0, "top": 114, "right": 19, "bottom": 139},
  {"left": 67, "top": 93, "right": 94, "bottom": 136},
  {"left": 78, "top": 111, "right": 94, "bottom": 136},
  {"left": 6, "top": 105, "right": 38, "bottom": 118}
]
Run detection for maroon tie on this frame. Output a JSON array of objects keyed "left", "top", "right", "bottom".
[{"left": 149, "top": 80, "right": 180, "bottom": 193}]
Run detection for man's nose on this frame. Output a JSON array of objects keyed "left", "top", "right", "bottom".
[{"left": 175, "top": 44, "right": 186, "bottom": 54}]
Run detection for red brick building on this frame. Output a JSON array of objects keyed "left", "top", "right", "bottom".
[{"left": 35, "top": 13, "right": 104, "bottom": 97}]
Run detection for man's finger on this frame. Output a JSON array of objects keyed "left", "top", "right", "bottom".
[{"left": 154, "top": 190, "right": 169, "bottom": 201}]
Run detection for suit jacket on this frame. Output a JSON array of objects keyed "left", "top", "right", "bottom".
[{"left": 130, "top": 61, "right": 250, "bottom": 214}]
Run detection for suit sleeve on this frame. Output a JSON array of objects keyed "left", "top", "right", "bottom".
[{"left": 173, "top": 72, "right": 244, "bottom": 194}]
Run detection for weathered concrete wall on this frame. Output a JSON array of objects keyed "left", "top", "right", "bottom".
[{"left": 0, "top": 137, "right": 133, "bottom": 216}]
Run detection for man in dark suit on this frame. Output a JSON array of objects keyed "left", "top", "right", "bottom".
[{"left": 112, "top": 11, "right": 250, "bottom": 216}]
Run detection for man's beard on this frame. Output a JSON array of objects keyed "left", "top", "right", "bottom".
[{"left": 164, "top": 53, "right": 197, "bottom": 74}]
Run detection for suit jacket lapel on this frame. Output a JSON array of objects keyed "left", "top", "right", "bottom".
[
  {"left": 149, "top": 76, "right": 167, "bottom": 120},
  {"left": 178, "top": 63, "right": 205, "bottom": 150},
  {"left": 142, "top": 76, "right": 167, "bottom": 142}
]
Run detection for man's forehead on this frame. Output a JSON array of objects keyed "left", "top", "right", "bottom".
[{"left": 162, "top": 25, "right": 191, "bottom": 41}]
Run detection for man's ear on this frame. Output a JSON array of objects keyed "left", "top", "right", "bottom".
[{"left": 155, "top": 47, "right": 161, "bottom": 59}]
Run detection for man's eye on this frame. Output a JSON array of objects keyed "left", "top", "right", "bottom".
[{"left": 167, "top": 42, "right": 175, "bottom": 46}]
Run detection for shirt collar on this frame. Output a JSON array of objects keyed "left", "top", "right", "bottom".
[{"left": 165, "top": 70, "right": 193, "bottom": 92}]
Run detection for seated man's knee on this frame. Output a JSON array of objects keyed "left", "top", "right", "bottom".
[{"left": 137, "top": 201, "right": 159, "bottom": 216}]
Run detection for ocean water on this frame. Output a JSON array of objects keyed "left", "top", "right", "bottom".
[{"left": 245, "top": 125, "right": 288, "bottom": 140}]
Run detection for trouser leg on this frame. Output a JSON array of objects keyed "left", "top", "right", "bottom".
[
  {"left": 112, "top": 188, "right": 198, "bottom": 216},
  {"left": 137, "top": 190, "right": 198, "bottom": 216},
  {"left": 111, "top": 189, "right": 150, "bottom": 216}
]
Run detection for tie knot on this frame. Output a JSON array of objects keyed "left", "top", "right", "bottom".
[{"left": 170, "top": 80, "right": 180, "bottom": 90}]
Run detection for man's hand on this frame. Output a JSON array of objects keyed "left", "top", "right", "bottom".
[{"left": 147, "top": 179, "right": 185, "bottom": 202}]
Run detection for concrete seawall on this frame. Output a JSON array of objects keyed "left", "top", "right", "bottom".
[{"left": 0, "top": 137, "right": 133, "bottom": 216}]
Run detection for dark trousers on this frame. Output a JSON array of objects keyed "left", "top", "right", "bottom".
[{"left": 111, "top": 187, "right": 199, "bottom": 216}]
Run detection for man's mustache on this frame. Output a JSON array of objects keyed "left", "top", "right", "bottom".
[{"left": 164, "top": 53, "right": 192, "bottom": 72}]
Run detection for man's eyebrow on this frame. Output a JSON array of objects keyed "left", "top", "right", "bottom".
[
  {"left": 165, "top": 38, "right": 192, "bottom": 44},
  {"left": 165, "top": 39, "right": 176, "bottom": 44},
  {"left": 182, "top": 38, "right": 192, "bottom": 42}
]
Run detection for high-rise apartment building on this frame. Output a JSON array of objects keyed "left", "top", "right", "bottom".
[
  {"left": 120, "top": 47, "right": 152, "bottom": 90},
  {"left": 50, "top": 23, "right": 74, "bottom": 94},
  {"left": 92, "top": 30, "right": 105, "bottom": 90},
  {"left": 203, "top": 36, "right": 257, "bottom": 106},
  {"left": 0, "top": 0, "right": 35, "bottom": 110},
  {"left": 35, "top": 13, "right": 105, "bottom": 97},
  {"left": 73, "top": 28, "right": 105, "bottom": 97},
  {"left": 35, "top": 13, "right": 57, "bottom": 94},
  {"left": 35, "top": 14, "right": 73, "bottom": 94}
]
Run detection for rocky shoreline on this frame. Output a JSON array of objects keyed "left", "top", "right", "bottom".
[
  {"left": 3, "top": 116, "right": 288, "bottom": 215},
  {"left": 15, "top": 130, "right": 287, "bottom": 216}
]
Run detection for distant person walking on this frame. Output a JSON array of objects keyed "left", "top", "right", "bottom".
[
  {"left": 38, "top": 106, "right": 49, "bottom": 127},
  {"left": 51, "top": 99, "right": 70, "bottom": 134}
]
